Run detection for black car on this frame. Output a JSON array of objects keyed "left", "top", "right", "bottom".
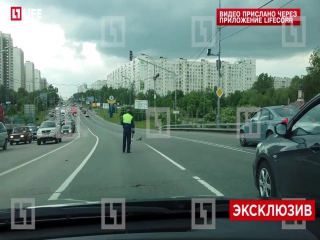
[
  {"left": 253, "top": 93, "right": 320, "bottom": 199},
  {"left": 28, "top": 126, "right": 38, "bottom": 140}
]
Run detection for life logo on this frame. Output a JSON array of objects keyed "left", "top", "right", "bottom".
[{"left": 11, "top": 6, "right": 42, "bottom": 21}]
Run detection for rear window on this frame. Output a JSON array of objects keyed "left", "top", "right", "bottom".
[{"left": 274, "top": 107, "right": 299, "bottom": 117}]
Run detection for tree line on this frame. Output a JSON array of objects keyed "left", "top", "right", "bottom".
[
  {"left": 0, "top": 84, "right": 60, "bottom": 120},
  {"left": 74, "top": 48, "right": 319, "bottom": 124}
]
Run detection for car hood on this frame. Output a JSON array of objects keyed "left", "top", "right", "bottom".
[
  {"left": 10, "top": 132, "right": 27, "bottom": 135},
  {"left": 39, "top": 127, "right": 56, "bottom": 131}
]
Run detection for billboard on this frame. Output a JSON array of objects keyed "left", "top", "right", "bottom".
[{"left": 24, "top": 105, "right": 35, "bottom": 117}]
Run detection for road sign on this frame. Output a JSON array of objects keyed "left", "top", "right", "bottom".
[
  {"left": 135, "top": 100, "right": 148, "bottom": 110},
  {"left": 216, "top": 88, "right": 223, "bottom": 98},
  {"left": 173, "top": 110, "right": 179, "bottom": 114}
]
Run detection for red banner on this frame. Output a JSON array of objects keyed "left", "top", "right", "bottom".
[
  {"left": 216, "top": 8, "right": 301, "bottom": 26},
  {"left": 229, "top": 200, "right": 315, "bottom": 221}
]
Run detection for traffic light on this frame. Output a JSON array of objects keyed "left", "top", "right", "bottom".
[{"left": 129, "top": 51, "right": 133, "bottom": 61}]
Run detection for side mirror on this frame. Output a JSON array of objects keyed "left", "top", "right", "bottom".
[{"left": 275, "top": 123, "right": 287, "bottom": 136}]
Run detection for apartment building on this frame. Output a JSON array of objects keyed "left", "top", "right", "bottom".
[
  {"left": 222, "top": 58, "right": 256, "bottom": 96},
  {"left": 273, "top": 77, "right": 291, "bottom": 89},
  {"left": 106, "top": 57, "right": 256, "bottom": 97},
  {"left": 91, "top": 80, "right": 107, "bottom": 90},
  {"left": 40, "top": 78, "right": 48, "bottom": 89},
  {"left": 34, "top": 69, "right": 41, "bottom": 91},
  {"left": 78, "top": 83, "right": 88, "bottom": 93},
  {"left": 12, "top": 47, "right": 25, "bottom": 91},
  {"left": 25, "top": 61, "right": 35, "bottom": 92},
  {"left": 0, "top": 32, "right": 14, "bottom": 89}
]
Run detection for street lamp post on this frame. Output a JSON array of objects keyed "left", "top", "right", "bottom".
[{"left": 139, "top": 55, "right": 178, "bottom": 125}]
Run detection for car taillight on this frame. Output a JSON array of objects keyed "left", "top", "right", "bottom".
[{"left": 282, "top": 118, "right": 289, "bottom": 124}]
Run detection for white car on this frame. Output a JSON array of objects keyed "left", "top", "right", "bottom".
[{"left": 37, "top": 121, "right": 61, "bottom": 145}]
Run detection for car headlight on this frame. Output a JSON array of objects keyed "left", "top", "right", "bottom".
[
  {"left": 10, "top": 136, "right": 13, "bottom": 138},
  {"left": 20, "top": 135, "right": 24, "bottom": 137}
]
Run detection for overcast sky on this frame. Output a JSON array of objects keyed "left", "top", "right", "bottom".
[{"left": 1, "top": 0, "right": 319, "bottom": 98}]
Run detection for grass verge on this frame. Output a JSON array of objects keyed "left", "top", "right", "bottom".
[{"left": 95, "top": 109, "right": 156, "bottom": 129}]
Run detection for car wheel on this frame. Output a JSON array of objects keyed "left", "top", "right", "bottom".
[
  {"left": 239, "top": 131, "right": 248, "bottom": 146},
  {"left": 59, "top": 138, "right": 62, "bottom": 142},
  {"left": 10, "top": 141, "right": 13, "bottom": 146},
  {"left": 257, "top": 161, "right": 277, "bottom": 198},
  {"left": 37, "top": 140, "right": 41, "bottom": 145},
  {"left": 29, "top": 139, "right": 32, "bottom": 143},
  {"left": 55, "top": 138, "right": 59, "bottom": 143},
  {"left": 3, "top": 139, "right": 7, "bottom": 150}
]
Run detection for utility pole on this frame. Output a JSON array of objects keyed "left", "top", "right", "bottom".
[{"left": 207, "top": 0, "right": 222, "bottom": 126}]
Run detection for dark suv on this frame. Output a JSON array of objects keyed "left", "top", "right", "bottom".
[{"left": 253, "top": 93, "right": 320, "bottom": 199}]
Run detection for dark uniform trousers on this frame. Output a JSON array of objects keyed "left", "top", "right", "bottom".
[{"left": 123, "top": 128, "right": 131, "bottom": 152}]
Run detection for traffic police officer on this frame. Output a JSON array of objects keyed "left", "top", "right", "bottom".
[{"left": 121, "top": 107, "right": 135, "bottom": 153}]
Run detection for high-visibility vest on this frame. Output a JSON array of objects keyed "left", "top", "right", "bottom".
[{"left": 123, "top": 113, "right": 133, "bottom": 124}]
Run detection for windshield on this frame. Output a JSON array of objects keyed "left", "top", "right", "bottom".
[
  {"left": 28, "top": 126, "right": 37, "bottom": 131},
  {"left": 273, "top": 107, "right": 299, "bottom": 117},
  {"left": 13, "top": 127, "right": 27, "bottom": 133},
  {"left": 0, "top": 0, "right": 319, "bottom": 224},
  {"left": 40, "top": 122, "right": 56, "bottom": 128}
]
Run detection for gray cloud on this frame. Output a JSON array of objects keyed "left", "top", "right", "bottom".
[{"left": 7, "top": 0, "right": 320, "bottom": 61}]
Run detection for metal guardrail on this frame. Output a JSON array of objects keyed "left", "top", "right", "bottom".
[{"left": 159, "top": 123, "right": 244, "bottom": 133}]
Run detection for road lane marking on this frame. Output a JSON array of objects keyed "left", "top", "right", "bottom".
[
  {"left": 86, "top": 111, "right": 255, "bottom": 154},
  {"left": 48, "top": 126, "right": 99, "bottom": 200},
  {"left": 163, "top": 135, "right": 255, "bottom": 154},
  {"left": 144, "top": 144, "right": 186, "bottom": 170},
  {"left": 0, "top": 124, "right": 81, "bottom": 178},
  {"left": 193, "top": 176, "right": 224, "bottom": 196}
]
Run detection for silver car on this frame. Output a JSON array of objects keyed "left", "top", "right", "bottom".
[
  {"left": 239, "top": 105, "right": 300, "bottom": 146},
  {"left": 37, "top": 121, "right": 62, "bottom": 145}
]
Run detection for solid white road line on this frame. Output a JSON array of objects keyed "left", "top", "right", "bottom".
[
  {"left": 163, "top": 135, "right": 255, "bottom": 154},
  {"left": 193, "top": 176, "right": 224, "bottom": 196},
  {"left": 48, "top": 126, "right": 99, "bottom": 200},
  {"left": 145, "top": 143, "right": 186, "bottom": 170},
  {"left": 0, "top": 126, "right": 81, "bottom": 178}
]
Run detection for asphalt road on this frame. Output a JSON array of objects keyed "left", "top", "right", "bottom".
[{"left": 0, "top": 109, "right": 258, "bottom": 209}]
